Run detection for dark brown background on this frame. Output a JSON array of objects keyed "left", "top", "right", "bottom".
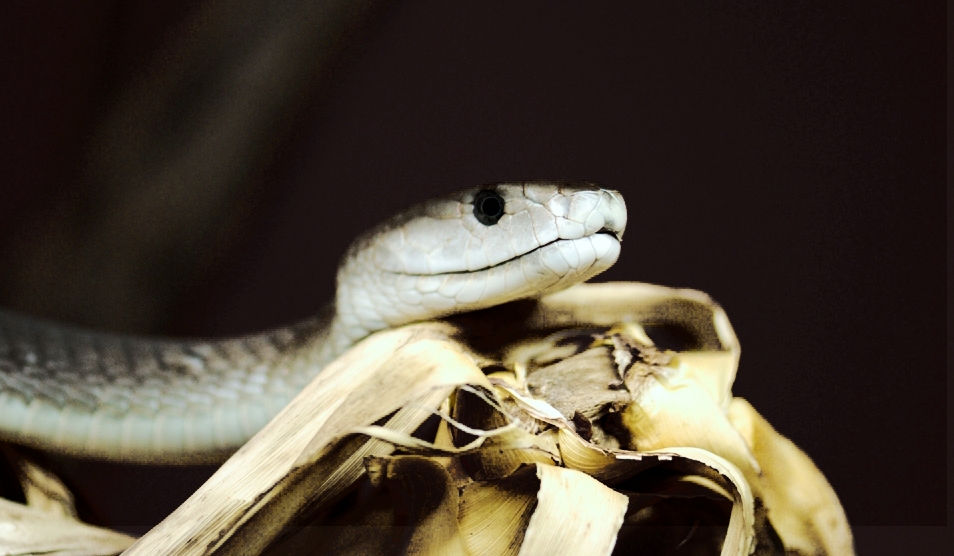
[{"left": 0, "top": 1, "right": 947, "bottom": 552}]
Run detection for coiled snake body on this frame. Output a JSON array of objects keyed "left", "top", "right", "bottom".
[{"left": 0, "top": 183, "right": 626, "bottom": 462}]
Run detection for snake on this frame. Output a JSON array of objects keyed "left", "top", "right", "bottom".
[{"left": 0, "top": 182, "right": 626, "bottom": 463}]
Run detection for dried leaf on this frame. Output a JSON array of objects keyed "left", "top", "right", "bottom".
[
  {"left": 125, "top": 324, "right": 487, "bottom": 555},
  {"left": 621, "top": 359, "right": 761, "bottom": 479},
  {"left": 0, "top": 497, "right": 134, "bottom": 556},
  {"left": 525, "top": 347, "right": 630, "bottom": 422},
  {"left": 518, "top": 464, "right": 628, "bottom": 556},
  {"left": 458, "top": 466, "right": 539, "bottom": 556},
  {"left": 367, "top": 456, "right": 468, "bottom": 556},
  {"left": 727, "top": 398, "right": 854, "bottom": 555}
]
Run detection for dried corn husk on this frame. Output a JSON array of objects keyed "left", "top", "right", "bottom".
[
  {"left": 0, "top": 446, "right": 136, "bottom": 555},
  {"left": 727, "top": 398, "right": 853, "bottom": 555},
  {"left": 1, "top": 445, "right": 79, "bottom": 518},
  {"left": 0, "top": 282, "right": 852, "bottom": 555},
  {"left": 0, "top": 496, "right": 135, "bottom": 555}
]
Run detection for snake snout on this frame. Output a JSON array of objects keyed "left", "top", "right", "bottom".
[{"left": 598, "top": 189, "right": 627, "bottom": 241}]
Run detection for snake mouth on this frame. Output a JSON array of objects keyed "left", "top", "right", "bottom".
[{"left": 408, "top": 231, "right": 621, "bottom": 278}]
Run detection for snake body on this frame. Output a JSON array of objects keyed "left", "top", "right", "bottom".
[{"left": 0, "top": 183, "right": 626, "bottom": 462}]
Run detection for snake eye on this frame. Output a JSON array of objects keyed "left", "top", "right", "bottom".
[{"left": 473, "top": 190, "right": 505, "bottom": 225}]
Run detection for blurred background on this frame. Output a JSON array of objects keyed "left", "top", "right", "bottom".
[{"left": 0, "top": 0, "right": 946, "bottom": 552}]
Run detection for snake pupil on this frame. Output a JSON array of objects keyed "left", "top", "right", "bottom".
[{"left": 473, "top": 190, "right": 505, "bottom": 225}]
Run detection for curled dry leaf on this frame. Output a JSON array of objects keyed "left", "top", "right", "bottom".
[
  {"left": 726, "top": 398, "right": 853, "bottom": 555},
  {"left": 518, "top": 463, "right": 628, "bottom": 556}
]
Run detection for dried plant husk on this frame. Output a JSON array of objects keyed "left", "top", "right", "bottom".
[
  {"left": 0, "top": 496, "right": 135, "bottom": 555},
  {"left": 367, "top": 455, "right": 468, "bottom": 556},
  {"left": 449, "top": 385, "right": 560, "bottom": 480},
  {"left": 255, "top": 318, "right": 761, "bottom": 556},
  {"left": 618, "top": 350, "right": 762, "bottom": 479},
  {"left": 0, "top": 445, "right": 78, "bottom": 518},
  {"left": 2, "top": 282, "right": 852, "bottom": 556},
  {"left": 457, "top": 465, "right": 539, "bottom": 555},
  {"left": 727, "top": 398, "right": 853, "bottom": 555},
  {"left": 0, "top": 446, "right": 135, "bottom": 555},
  {"left": 518, "top": 463, "right": 629, "bottom": 556},
  {"left": 124, "top": 323, "right": 490, "bottom": 555}
]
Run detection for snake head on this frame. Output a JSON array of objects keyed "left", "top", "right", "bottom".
[{"left": 335, "top": 182, "right": 626, "bottom": 341}]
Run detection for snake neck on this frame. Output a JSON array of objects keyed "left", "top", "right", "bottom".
[
  {"left": 312, "top": 316, "right": 370, "bottom": 367},
  {"left": 327, "top": 243, "right": 459, "bottom": 359}
]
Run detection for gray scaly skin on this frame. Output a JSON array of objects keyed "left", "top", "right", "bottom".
[{"left": 0, "top": 182, "right": 626, "bottom": 462}]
